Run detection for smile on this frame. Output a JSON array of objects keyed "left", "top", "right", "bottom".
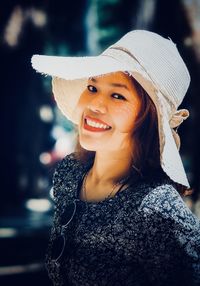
[{"left": 83, "top": 116, "right": 112, "bottom": 132}]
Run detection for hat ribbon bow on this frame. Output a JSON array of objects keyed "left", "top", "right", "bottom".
[
  {"left": 169, "top": 109, "right": 189, "bottom": 150},
  {"left": 169, "top": 109, "right": 189, "bottom": 129}
]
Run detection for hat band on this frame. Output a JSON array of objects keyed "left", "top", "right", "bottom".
[{"left": 102, "top": 46, "right": 179, "bottom": 110}]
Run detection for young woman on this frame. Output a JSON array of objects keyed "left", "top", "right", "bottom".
[{"left": 32, "top": 30, "right": 200, "bottom": 286}]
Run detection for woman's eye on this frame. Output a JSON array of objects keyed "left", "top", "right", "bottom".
[
  {"left": 87, "top": 85, "right": 97, "bottom": 93},
  {"left": 112, "top": 93, "right": 126, "bottom": 100}
]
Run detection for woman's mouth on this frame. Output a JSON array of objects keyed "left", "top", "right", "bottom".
[{"left": 83, "top": 116, "right": 112, "bottom": 132}]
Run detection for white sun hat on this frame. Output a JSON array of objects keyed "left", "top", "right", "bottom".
[{"left": 31, "top": 29, "right": 191, "bottom": 188}]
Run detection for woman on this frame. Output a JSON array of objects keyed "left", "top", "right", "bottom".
[{"left": 32, "top": 30, "right": 200, "bottom": 286}]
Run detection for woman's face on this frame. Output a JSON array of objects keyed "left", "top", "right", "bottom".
[{"left": 76, "top": 72, "right": 141, "bottom": 152}]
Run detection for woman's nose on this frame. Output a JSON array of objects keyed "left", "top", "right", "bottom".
[{"left": 87, "top": 95, "right": 107, "bottom": 114}]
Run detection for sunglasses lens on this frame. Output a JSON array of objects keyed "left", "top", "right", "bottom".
[
  {"left": 51, "top": 235, "right": 65, "bottom": 261},
  {"left": 51, "top": 201, "right": 84, "bottom": 262},
  {"left": 60, "top": 202, "right": 76, "bottom": 226}
]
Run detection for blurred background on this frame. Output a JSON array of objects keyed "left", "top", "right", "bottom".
[{"left": 1, "top": 0, "right": 200, "bottom": 285}]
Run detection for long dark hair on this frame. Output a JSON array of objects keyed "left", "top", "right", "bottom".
[{"left": 74, "top": 76, "right": 192, "bottom": 197}]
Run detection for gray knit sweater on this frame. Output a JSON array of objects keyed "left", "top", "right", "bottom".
[{"left": 46, "top": 153, "right": 200, "bottom": 286}]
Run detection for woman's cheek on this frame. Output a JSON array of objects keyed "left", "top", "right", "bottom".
[{"left": 113, "top": 104, "right": 138, "bottom": 131}]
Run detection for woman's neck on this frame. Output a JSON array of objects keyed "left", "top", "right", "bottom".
[{"left": 89, "top": 150, "right": 133, "bottom": 187}]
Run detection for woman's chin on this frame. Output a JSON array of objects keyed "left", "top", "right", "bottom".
[{"left": 79, "top": 139, "right": 99, "bottom": 151}]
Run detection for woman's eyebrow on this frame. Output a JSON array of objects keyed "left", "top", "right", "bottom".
[
  {"left": 89, "top": 77, "right": 97, "bottom": 82},
  {"left": 110, "top": 83, "right": 129, "bottom": 90},
  {"left": 89, "top": 77, "right": 129, "bottom": 90}
]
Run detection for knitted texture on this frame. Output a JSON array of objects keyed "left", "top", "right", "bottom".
[{"left": 46, "top": 153, "right": 200, "bottom": 286}]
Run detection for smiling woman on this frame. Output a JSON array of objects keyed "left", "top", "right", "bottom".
[
  {"left": 75, "top": 72, "right": 144, "bottom": 202},
  {"left": 31, "top": 30, "right": 200, "bottom": 286},
  {"left": 75, "top": 72, "right": 160, "bottom": 194},
  {"left": 77, "top": 72, "right": 141, "bottom": 150}
]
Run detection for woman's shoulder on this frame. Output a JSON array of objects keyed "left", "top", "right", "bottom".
[
  {"left": 53, "top": 152, "right": 87, "bottom": 179},
  {"left": 54, "top": 152, "right": 79, "bottom": 172},
  {"left": 52, "top": 152, "right": 87, "bottom": 200},
  {"left": 138, "top": 177, "right": 199, "bottom": 228}
]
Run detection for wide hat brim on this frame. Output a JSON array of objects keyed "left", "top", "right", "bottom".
[{"left": 31, "top": 53, "right": 190, "bottom": 188}]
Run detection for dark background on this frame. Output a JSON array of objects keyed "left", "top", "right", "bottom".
[{"left": 0, "top": 0, "right": 200, "bottom": 285}]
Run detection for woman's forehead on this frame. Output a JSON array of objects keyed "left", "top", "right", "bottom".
[
  {"left": 89, "top": 71, "right": 129, "bottom": 81},
  {"left": 88, "top": 71, "right": 136, "bottom": 90}
]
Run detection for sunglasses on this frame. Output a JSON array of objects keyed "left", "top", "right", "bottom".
[{"left": 51, "top": 199, "right": 81, "bottom": 263}]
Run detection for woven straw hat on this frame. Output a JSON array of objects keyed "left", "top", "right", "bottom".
[{"left": 31, "top": 30, "right": 190, "bottom": 188}]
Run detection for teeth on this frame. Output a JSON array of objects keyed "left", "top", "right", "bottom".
[{"left": 86, "top": 119, "right": 110, "bottom": 129}]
